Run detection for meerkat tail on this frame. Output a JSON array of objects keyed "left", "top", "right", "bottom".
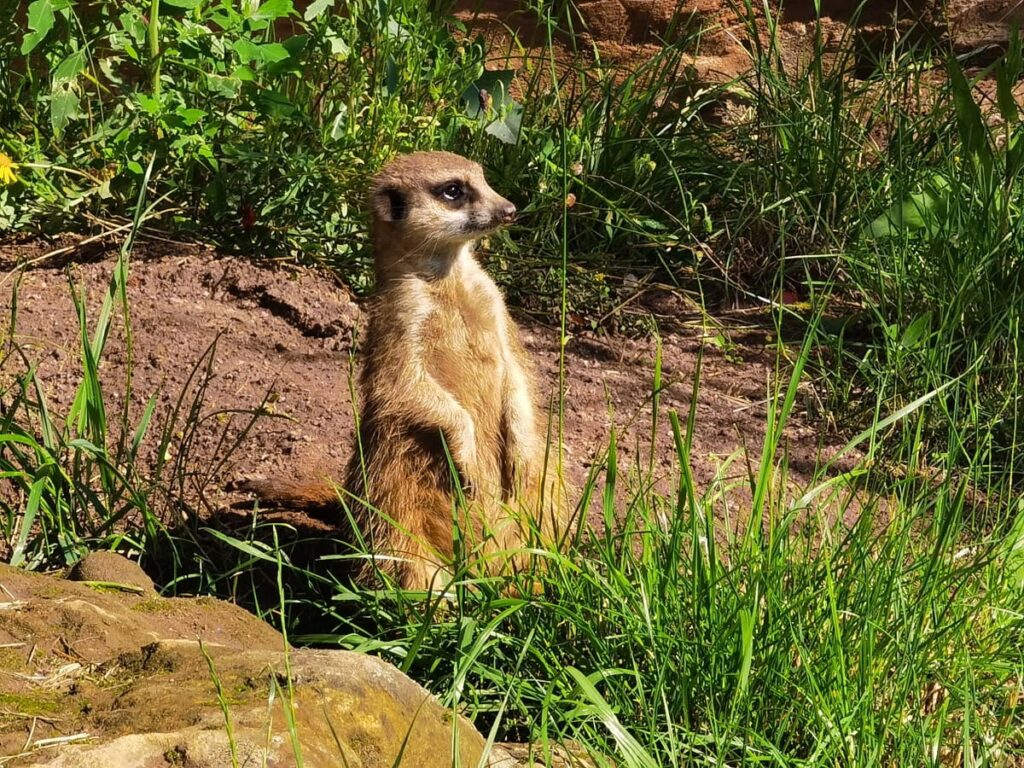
[{"left": 237, "top": 477, "right": 339, "bottom": 510}]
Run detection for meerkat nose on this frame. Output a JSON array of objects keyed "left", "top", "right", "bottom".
[{"left": 500, "top": 201, "right": 517, "bottom": 223}]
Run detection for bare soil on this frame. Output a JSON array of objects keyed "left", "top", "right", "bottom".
[{"left": 0, "top": 235, "right": 855, "bottom": 548}]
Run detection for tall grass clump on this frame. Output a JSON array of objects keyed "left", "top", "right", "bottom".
[
  {"left": 685, "top": 3, "right": 1024, "bottom": 478},
  {"left": 835, "top": 38, "right": 1024, "bottom": 479},
  {"left": 0, "top": 171, "right": 268, "bottom": 572},
  {"left": 0, "top": 177, "right": 163, "bottom": 567},
  {"left": 721, "top": 2, "right": 882, "bottom": 290},
  {"left": 462, "top": 14, "right": 718, "bottom": 283}
]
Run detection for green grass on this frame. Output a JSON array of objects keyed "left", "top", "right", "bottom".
[
  {"left": 1, "top": 0, "right": 1024, "bottom": 765},
  {"left": 186, "top": 346, "right": 1024, "bottom": 767}
]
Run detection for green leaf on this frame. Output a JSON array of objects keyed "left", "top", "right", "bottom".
[
  {"left": 257, "top": 42, "right": 290, "bottom": 63},
  {"left": 863, "top": 174, "right": 951, "bottom": 240},
  {"left": 947, "top": 57, "right": 993, "bottom": 176},
  {"left": 21, "top": 0, "right": 58, "bottom": 54},
  {"left": 462, "top": 69, "right": 515, "bottom": 117},
  {"left": 136, "top": 93, "right": 162, "bottom": 114},
  {"left": 385, "top": 19, "right": 409, "bottom": 41},
  {"left": 1002, "top": 499, "right": 1024, "bottom": 591},
  {"left": 281, "top": 34, "right": 307, "bottom": 56},
  {"left": 565, "top": 668, "right": 658, "bottom": 768},
  {"left": 465, "top": 70, "right": 524, "bottom": 143},
  {"left": 51, "top": 48, "right": 85, "bottom": 87},
  {"left": 384, "top": 55, "right": 398, "bottom": 95},
  {"left": 255, "top": 89, "right": 295, "bottom": 117},
  {"left": 232, "top": 37, "right": 261, "bottom": 64},
  {"left": 250, "top": 0, "right": 292, "bottom": 20},
  {"left": 899, "top": 313, "right": 932, "bottom": 350},
  {"left": 10, "top": 472, "right": 50, "bottom": 568},
  {"left": 118, "top": 9, "right": 146, "bottom": 42},
  {"left": 206, "top": 73, "right": 241, "bottom": 99},
  {"left": 997, "top": 26, "right": 1023, "bottom": 124},
  {"left": 996, "top": 64, "right": 1018, "bottom": 125},
  {"left": 202, "top": 527, "right": 285, "bottom": 565},
  {"left": 233, "top": 38, "right": 290, "bottom": 64},
  {"left": 1007, "top": 131, "right": 1024, "bottom": 181},
  {"left": 735, "top": 607, "right": 753, "bottom": 701},
  {"left": 638, "top": 217, "right": 667, "bottom": 231},
  {"left": 326, "top": 30, "right": 350, "bottom": 56},
  {"left": 175, "top": 107, "right": 206, "bottom": 126},
  {"left": 163, "top": 0, "right": 203, "bottom": 7},
  {"left": 485, "top": 102, "right": 523, "bottom": 145},
  {"left": 329, "top": 104, "right": 348, "bottom": 139},
  {"left": 50, "top": 85, "right": 81, "bottom": 137},
  {"left": 98, "top": 56, "right": 124, "bottom": 85},
  {"left": 303, "top": 0, "right": 332, "bottom": 20}
]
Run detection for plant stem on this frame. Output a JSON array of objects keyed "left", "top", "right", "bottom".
[{"left": 148, "top": 0, "right": 161, "bottom": 96}]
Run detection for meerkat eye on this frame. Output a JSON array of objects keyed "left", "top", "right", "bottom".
[{"left": 438, "top": 182, "right": 464, "bottom": 202}]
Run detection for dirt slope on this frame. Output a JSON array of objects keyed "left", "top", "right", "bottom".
[{"left": 0, "top": 236, "right": 852, "bottom": 539}]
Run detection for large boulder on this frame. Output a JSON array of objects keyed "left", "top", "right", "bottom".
[{"left": 0, "top": 558, "right": 522, "bottom": 767}]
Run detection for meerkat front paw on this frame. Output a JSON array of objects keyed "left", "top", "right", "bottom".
[
  {"left": 504, "top": 432, "right": 543, "bottom": 488},
  {"left": 445, "top": 413, "right": 480, "bottom": 495}
]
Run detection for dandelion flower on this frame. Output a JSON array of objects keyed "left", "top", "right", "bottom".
[{"left": 0, "top": 153, "right": 18, "bottom": 185}]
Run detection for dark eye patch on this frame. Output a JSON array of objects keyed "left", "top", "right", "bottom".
[{"left": 432, "top": 180, "right": 468, "bottom": 205}]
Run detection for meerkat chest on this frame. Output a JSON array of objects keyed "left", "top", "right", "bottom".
[{"left": 422, "top": 274, "right": 511, "bottom": 387}]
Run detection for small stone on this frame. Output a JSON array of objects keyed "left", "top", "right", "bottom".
[{"left": 67, "top": 551, "right": 155, "bottom": 593}]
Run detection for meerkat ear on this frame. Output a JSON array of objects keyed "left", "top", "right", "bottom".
[{"left": 374, "top": 186, "right": 408, "bottom": 222}]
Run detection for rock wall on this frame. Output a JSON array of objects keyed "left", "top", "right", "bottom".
[{"left": 454, "top": 0, "right": 1020, "bottom": 81}]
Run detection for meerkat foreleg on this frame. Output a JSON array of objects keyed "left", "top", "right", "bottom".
[
  {"left": 500, "top": 362, "right": 542, "bottom": 491},
  {"left": 372, "top": 284, "right": 482, "bottom": 488},
  {"left": 407, "top": 371, "right": 479, "bottom": 481}
]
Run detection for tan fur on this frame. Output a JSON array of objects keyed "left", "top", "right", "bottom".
[{"left": 248, "top": 151, "right": 567, "bottom": 589}]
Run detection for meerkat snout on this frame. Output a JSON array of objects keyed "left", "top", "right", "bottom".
[
  {"left": 468, "top": 196, "right": 516, "bottom": 232},
  {"left": 370, "top": 153, "right": 519, "bottom": 255}
]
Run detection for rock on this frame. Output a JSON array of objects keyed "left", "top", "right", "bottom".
[
  {"left": 0, "top": 563, "right": 528, "bottom": 767},
  {"left": 947, "top": 0, "right": 1024, "bottom": 54},
  {"left": 455, "top": 0, "right": 1019, "bottom": 84},
  {"left": 66, "top": 551, "right": 156, "bottom": 593},
  {"left": 576, "top": 0, "right": 630, "bottom": 42},
  {"left": 18, "top": 643, "right": 490, "bottom": 767}
]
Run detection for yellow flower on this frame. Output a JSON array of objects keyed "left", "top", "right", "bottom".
[{"left": 0, "top": 153, "right": 18, "bottom": 185}]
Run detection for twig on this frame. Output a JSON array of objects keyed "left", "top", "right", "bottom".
[{"left": 77, "top": 580, "right": 147, "bottom": 595}]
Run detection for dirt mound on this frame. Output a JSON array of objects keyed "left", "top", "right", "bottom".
[{"left": 0, "top": 236, "right": 852, "bottom": 541}]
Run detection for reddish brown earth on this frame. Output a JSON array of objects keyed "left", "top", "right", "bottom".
[{"left": 0, "top": 236, "right": 855, "bottom": 549}]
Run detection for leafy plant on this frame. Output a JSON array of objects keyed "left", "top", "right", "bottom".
[{"left": 4, "top": 0, "right": 490, "bottom": 270}]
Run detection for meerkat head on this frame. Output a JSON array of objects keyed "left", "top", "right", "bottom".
[{"left": 369, "top": 151, "right": 516, "bottom": 274}]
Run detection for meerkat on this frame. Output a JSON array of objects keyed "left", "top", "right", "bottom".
[{"left": 248, "top": 151, "right": 567, "bottom": 590}]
